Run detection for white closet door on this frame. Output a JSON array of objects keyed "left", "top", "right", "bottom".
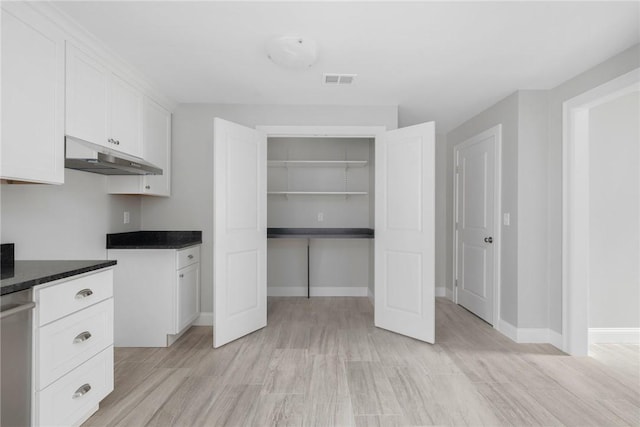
[
  {"left": 375, "top": 122, "right": 435, "bottom": 343},
  {"left": 213, "top": 118, "right": 267, "bottom": 348}
]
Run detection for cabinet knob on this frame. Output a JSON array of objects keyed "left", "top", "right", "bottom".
[
  {"left": 145, "top": 185, "right": 151, "bottom": 190},
  {"left": 188, "top": 254, "right": 194, "bottom": 259},
  {"left": 72, "top": 383, "right": 92, "bottom": 399},
  {"left": 108, "top": 138, "right": 114, "bottom": 144},
  {"left": 179, "top": 273, "right": 184, "bottom": 278},
  {"left": 73, "top": 331, "right": 92, "bottom": 344},
  {"left": 116, "top": 140, "right": 120, "bottom": 145},
  {"left": 75, "top": 288, "right": 93, "bottom": 299}
]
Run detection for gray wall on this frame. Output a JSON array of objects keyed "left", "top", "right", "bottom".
[
  {"left": 1, "top": 169, "right": 141, "bottom": 259},
  {"left": 446, "top": 92, "right": 520, "bottom": 326},
  {"left": 516, "top": 91, "right": 549, "bottom": 328},
  {"left": 434, "top": 133, "right": 447, "bottom": 291},
  {"left": 589, "top": 91, "right": 640, "bottom": 329},
  {"left": 445, "top": 44, "right": 640, "bottom": 333},
  {"left": 141, "top": 104, "right": 398, "bottom": 313}
]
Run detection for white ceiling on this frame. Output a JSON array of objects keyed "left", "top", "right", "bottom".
[{"left": 54, "top": 1, "right": 639, "bottom": 132}]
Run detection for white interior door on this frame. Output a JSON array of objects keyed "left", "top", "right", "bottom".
[
  {"left": 213, "top": 118, "right": 267, "bottom": 348},
  {"left": 375, "top": 122, "right": 435, "bottom": 343},
  {"left": 455, "top": 127, "right": 498, "bottom": 325}
]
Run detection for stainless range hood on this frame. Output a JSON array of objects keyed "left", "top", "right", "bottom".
[{"left": 65, "top": 137, "right": 162, "bottom": 176}]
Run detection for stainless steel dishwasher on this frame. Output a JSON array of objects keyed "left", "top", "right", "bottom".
[{"left": 1, "top": 288, "right": 35, "bottom": 427}]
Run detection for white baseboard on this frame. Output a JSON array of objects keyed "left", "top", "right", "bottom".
[
  {"left": 435, "top": 287, "right": 446, "bottom": 297},
  {"left": 497, "top": 319, "right": 563, "bottom": 350},
  {"left": 549, "top": 329, "right": 563, "bottom": 349},
  {"left": 589, "top": 328, "right": 640, "bottom": 344},
  {"left": 367, "top": 287, "right": 374, "bottom": 306},
  {"left": 193, "top": 312, "right": 213, "bottom": 326},
  {"left": 445, "top": 287, "right": 454, "bottom": 302},
  {"left": 498, "top": 319, "right": 518, "bottom": 342},
  {"left": 267, "top": 286, "right": 368, "bottom": 297}
]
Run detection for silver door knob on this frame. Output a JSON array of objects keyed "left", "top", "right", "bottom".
[{"left": 484, "top": 237, "right": 493, "bottom": 243}]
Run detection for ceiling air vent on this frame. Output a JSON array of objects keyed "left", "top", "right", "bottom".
[{"left": 323, "top": 73, "right": 357, "bottom": 85}]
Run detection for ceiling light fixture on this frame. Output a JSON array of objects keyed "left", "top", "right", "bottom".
[{"left": 266, "top": 35, "right": 317, "bottom": 70}]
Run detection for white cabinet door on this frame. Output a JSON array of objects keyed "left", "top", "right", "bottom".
[
  {"left": 176, "top": 263, "right": 199, "bottom": 333},
  {"left": 1, "top": 4, "right": 65, "bottom": 184},
  {"left": 213, "top": 118, "right": 267, "bottom": 348},
  {"left": 109, "top": 73, "right": 142, "bottom": 157},
  {"left": 142, "top": 98, "right": 171, "bottom": 196},
  {"left": 375, "top": 122, "right": 435, "bottom": 343},
  {"left": 65, "top": 42, "right": 110, "bottom": 149},
  {"left": 107, "top": 97, "right": 171, "bottom": 196}
]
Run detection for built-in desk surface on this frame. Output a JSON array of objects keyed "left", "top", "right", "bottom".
[{"left": 267, "top": 228, "right": 374, "bottom": 239}]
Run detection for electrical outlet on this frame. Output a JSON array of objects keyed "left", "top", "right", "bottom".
[
  {"left": 123, "top": 211, "right": 130, "bottom": 224},
  {"left": 317, "top": 212, "right": 324, "bottom": 222}
]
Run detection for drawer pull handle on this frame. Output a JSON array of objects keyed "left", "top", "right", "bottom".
[
  {"left": 75, "top": 289, "right": 93, "bottom": 299},
  {"left": 73, "top": 331, "right": 92, "bottom": 344},
  {"left": 188, "top": 254, "right": 194, "bottom": 259},
  {"left": 72, "top": 383, "right": 92, "bottom": 399}
]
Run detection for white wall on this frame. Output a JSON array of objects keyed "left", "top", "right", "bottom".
[
  {"left": 589, "top": 91, "right": 640, "bottom": 329},
  {"left": 546, "top": 44, "right": 640, "bottom": 333},
  {"left": 1, "top": 169, "right": 141, "bottom": 260},
  {"left": 141, "top": 104, "right": 398, "bottom": 313}
]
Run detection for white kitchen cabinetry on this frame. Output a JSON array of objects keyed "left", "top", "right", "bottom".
[
  {"left": 107, "top": 97, "right": 172, "bottom": 196},
  {"left": 66, "top": 42, "right": 142, "bottom": 157},
  {"left": 1, "top": 2, "right": 65, "bottom": 184},
  {"left": 32, "top": 268, "right": 115, "bottom": 427},
  {"left": 107, "top": 245, "right": 200, "bottom": 347},
  {"left": 109, "top": 73, "right": 143, "bottom": 157}
]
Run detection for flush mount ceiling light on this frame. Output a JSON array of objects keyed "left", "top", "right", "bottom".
[{"left": 266, "top": 35, "right": 317, "bottom": 70}]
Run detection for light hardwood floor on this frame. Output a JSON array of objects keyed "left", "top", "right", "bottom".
[{"left": 84, "top": 298, "right": 639, "bottom": 426}]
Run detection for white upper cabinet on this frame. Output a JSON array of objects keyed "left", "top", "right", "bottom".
[
  {"left": 107, "top": 97, "right": 171, "bottom": 196},
  {"left": 109, "top": 73, "right": 143, "bottom": 157},
  {"left": 65, "top": 42, "right": 109, "bottom": 150},
  {"left": 1, "top": 3, "right": 65, "bottom": 184},
  {"left": 66, "top": 42, "right": 142, "bottom": 157},
  {"left": 141, "top": 98, "right": 171, "bottom": 196}
]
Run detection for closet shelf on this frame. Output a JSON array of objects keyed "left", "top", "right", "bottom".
[{"left": 268, "top": 160, "right": 367, "bottom": 168}]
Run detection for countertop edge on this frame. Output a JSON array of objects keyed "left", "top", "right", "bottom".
[
  {"left": 106, "top": 241, "right": 202, "bottom": 250},
  {"left": 0, "top": 261, "right": 117, "bottom": 296}
]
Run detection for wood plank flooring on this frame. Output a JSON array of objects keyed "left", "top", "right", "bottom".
[{"left": 84, "top": 298, "right": 640, "bottom": 426}]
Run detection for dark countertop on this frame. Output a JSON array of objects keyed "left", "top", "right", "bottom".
[
  {"left": 106, "top": 231, "right": 202, "bottom": 249},
  {"left": 267, "top": 228, "right": 374, "bottom": 239},
  {"left": 0, "top": 260, "right": 117, "bottom": 296}
]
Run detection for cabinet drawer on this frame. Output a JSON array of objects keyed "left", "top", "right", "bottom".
[
  {"left": 38, "top": 269, "right": 113, "bottom": 326},
  {"left": 38, "top": 299, "right": 113, "bottom": 389},
  {"left": 37, "top": 347, "right": 114, "bottom": 427},
  {"left": 176, "top": 246, "right": 199, "bottom": 269}
]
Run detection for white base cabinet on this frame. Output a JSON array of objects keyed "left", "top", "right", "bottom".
[
  {"left": 32, "top": 268, "right": 115, "bottom": 427},
  {"left": 107, "top": 245, "right": 200, "bottom": 347}
]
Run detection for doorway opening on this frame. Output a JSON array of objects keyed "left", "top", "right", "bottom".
[
  {"left": 213, "top": 121, "right": 436, "bottom": 347},
  {"left": 562, "top": 68, "right": 640, "bottom": 356}
]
